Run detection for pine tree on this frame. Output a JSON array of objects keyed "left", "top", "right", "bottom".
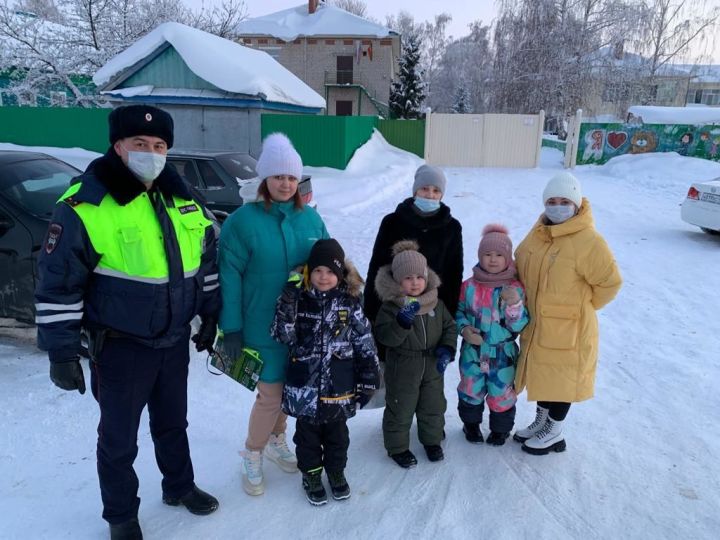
[
  {"left": 389, "top": 34, "right": 426, "bottom": 119},
  {"left": 451, "top": 83, "right": 470, "bottom": 113}
]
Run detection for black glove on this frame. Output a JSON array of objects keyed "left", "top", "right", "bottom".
[
  {"left": 50, "top": 358, "right": 86, "bottom": 395},
  {"left": 435, "top": 346, "right": 454, "bottom": 374},
  {"left": 218, "top": 331, "right": 243, "bottom": 361},
  {"left": 192, "top": 317, "right": 218, "bottom": 353},
  {"left": 395, "top": 298, "right": 420, "bottom": 329}
]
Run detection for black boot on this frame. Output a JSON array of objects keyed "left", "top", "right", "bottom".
[
  {"left": 463, "top": 423, "right": 484, "bottom": 444},
  {"left": 486, "top": 431, "right": 510, "bottom": 446},
  {"left": 110, "top": 518, "right": 142, "bottom": 540},
  {"left": 424, "top": 445, "right": 444, "bottom": 462},
  {"left": 163, "top": 484, "right": 219, "bottom": 515},
  {"left": 302, "top": 469, "right": 328, "bottom": 506},
  {"left": 390, "top": 450, "right": 418, "bottom": 469},
  {"left": 326, "top": 469, "right": 351, "bottom": 500}
]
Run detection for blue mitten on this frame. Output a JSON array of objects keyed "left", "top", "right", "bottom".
[
  {"left": 396, "top": 298, "right": 420, "bottom": 329},
  {"left": 435, "top": 346, "right": 454, "bottom": 374}
]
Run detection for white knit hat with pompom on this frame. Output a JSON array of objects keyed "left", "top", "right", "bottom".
[{"left": 255, "top": 133, "right": 303, "bottom": 181}]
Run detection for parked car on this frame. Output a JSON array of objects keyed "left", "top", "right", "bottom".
[
  {"left": 0, "top": 151, "right": 81, "bottom": 323},
  {"left": 681, "top": 177, "right": 720, "bottom": 235},
  {"left": 167, "top": 149, "right": 314, "bottom": 222}
]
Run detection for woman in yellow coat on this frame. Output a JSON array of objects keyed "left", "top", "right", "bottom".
[{"left": 513, "top": 172, "right": 622, "bottom": 455}]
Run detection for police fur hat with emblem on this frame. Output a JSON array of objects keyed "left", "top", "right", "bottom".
[
  {"left": 256, "top": 132, "right": 303, "bottom": 181},
  {"left": 391, "top": 240, "right": 428, "bottom": 284},
  {"left": 108, "top": 105, "right": 174, "bottom": 148},
  {"left": 308, "top": 238, "right": 346, "bottom": 281}
]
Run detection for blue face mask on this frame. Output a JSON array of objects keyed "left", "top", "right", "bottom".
[
  {"left": 414, "top": 196, "right": 441, "bottom": 213},
  {"left": 545, "top": 204, "right": 576, "bottom": 224}
]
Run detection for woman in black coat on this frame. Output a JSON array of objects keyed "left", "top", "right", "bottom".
[{"left": 364, "top": 165, "right": 463, "bottom": 327}]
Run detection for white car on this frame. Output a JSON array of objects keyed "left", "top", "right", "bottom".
[{"left": 681, "top": 178, "right": 720, "bottom": 234}]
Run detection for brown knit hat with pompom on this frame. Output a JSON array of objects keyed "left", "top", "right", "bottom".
[
  {"left": 477, "top": 224, "right": 513, "bottom": 265},
  {"left": 391, "top": 240, "right": 428, "bottom": 284}
]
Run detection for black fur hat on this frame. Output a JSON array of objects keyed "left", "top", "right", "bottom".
[{"left": 108, "top": 105, "right": 174, "bottom": 148}]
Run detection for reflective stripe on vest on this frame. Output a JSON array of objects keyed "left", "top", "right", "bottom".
[{"left": 60, "top": 183, "right": 211, "bottom": 281}]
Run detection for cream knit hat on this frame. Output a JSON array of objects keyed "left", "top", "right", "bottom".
[
  {"left": 255, "top": 133, "right": 303, "bottom": 181},
  {"left": 542, "top": 172, "right": 582, "bottom": 207}
]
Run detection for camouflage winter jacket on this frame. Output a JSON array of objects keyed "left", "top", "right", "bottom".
[{"left": 270, "top": 262, "right": 380, "bottom": 424}]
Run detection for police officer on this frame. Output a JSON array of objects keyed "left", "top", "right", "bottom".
[{"left": 35, "top": 105, "right": 221, "bottom": 540}]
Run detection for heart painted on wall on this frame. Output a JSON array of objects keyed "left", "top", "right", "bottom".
[{"left": 607, "top": 131, "right": 628, "bottom": 149}]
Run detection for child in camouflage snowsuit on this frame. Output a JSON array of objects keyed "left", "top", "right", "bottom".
[
  {"left": 456, "top": 224, "right": 529, "bottom": 446},
  {"left": 271, "top": 239, "right": 379, "bottom": 506},
  {"left": 373, "top": 240, "right": 457, "bottom": 468}
]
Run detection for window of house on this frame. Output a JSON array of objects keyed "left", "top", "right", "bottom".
[
  {"left": 701, "top": 89, "right": 720, "bottom": 106},
  {"left": 336, "top": 100, "right": 353, "bottom": 116},
  {"left": 337, "top": 56, "right": 353, "bottom": 84},
  {"left": 695, "top": 89, "right": 704, "bottom": 103}
]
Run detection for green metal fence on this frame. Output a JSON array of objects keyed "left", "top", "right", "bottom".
[
  {"left": 0, "top": 107, "right": 111, "bottom": 152},
  {"left": 262, "top": 114, "right": 425, "bottom": 168},
  {"left": 378, "top": 119, "right": 425, "bottom": 158}
]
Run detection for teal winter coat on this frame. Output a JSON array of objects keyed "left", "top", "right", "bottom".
[{"left": 218, "top": 201, "right": 329, "bottom": 383}]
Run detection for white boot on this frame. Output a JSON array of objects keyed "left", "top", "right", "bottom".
[
  {"left": 241, "top": 449, "right": 265, "bottom": 495},
  {"left": 522, "top": 418, "right": 567, "bottom": 455},
  {"left": 264, "top": 432, "right": 298, "bottom": 473},
  {"left": 513, "top": 405, "right": 549, "bottom": 442}
]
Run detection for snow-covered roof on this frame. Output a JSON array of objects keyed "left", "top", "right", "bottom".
[
  {"left": 93, "top": 22, "right": 325, "bottom": 109},
  {"left": 628, "top": 105, "right": 720, "bottom": 124},
  {"left": 234, "top": 3, "right": 394, "bottom": 41}
]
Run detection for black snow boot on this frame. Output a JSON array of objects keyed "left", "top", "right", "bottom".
[
  {"left": 424, "top": 445, "right": 444, "bottom": 462},
  {"left": 110, "top": 518, "right": 142, "bottom": 540},
  {"left": 302, "top": 468, "right": 328, "bottom": 506},
  {"left": 463, "top": 422, "right": 484, "bottom": 444},
  {"left": 486, "top": 431, "right": 510, "bottom": 446},
  {"left": 326, "top": 469, "right": 351, "bottom": 500},
  {"left": 163, "top": 484, "right": 219, "bottom": 515},
  {"left": 390, "top": 450, "right": 418, "bottom": 469}
]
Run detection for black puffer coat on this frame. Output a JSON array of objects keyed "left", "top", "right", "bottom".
[
  {"left": 364, "top": 198, "right": 463, "bottom": 323},
  {"left": 270, "top": 262, "right": 379, "bottom": 425}
]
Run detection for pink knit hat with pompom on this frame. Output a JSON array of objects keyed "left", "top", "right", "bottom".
[{"left": 477, "top": 224, "right": 513, "bottom": 265}]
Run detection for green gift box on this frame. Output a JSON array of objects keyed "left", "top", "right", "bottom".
[{"left": 210, "top": 346, "right": 263, "bottom": 391}]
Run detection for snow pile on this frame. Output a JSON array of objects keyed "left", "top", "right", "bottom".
[
  {"left": 628, "top": 105, "right": 720, "bottom": 125},
  {"left": 93, "top": 22, "right": 325, "bottom": 109},
  {"left": 2, "top": 141, "right": 720, "bottom": 538},
  {"left": 234, "top": 3, "right": 393, "bottom": 41}
]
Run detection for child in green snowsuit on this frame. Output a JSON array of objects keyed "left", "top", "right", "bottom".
[{"left": 373, "top": 240, "right": 457, "bottom": 468}]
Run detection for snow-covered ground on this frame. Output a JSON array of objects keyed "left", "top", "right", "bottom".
[{"left": 2, "top": 135, "right": 720, "bottom": 539}]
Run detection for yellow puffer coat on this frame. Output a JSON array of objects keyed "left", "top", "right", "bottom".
[{"left": 514, "top": 199, "right": 622, "bottom": 402}]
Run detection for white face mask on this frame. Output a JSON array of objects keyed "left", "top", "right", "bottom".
[
  {"left": 126, "top": 150, "right": 166, "bottom": 184},
  {"left": 545, "top": 203, "right": 576, "bottom": 224}
]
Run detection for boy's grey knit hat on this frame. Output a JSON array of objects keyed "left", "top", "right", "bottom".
[{"left": 412, "top": 164, "right": 446, "bottom": 196}]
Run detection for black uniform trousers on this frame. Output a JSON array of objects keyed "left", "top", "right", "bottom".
[
  {"left": 293, "top": 418, "right": 350, "bottom": 473},
  {"left": 90, "top": 331, "right": 194, "bottom": 524}
]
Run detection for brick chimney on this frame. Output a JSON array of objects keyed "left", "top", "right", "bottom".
[{"left": 309, "top": 0, "right": 318, "bottom": 14}]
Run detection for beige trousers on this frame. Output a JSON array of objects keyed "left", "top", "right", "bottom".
[{"left": 245, "top": 382, "right": 288, "bottom": 451}]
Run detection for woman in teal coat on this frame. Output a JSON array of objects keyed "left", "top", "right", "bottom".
[{"left": 218, "top": 133, "right": 329, "bottom": 496}]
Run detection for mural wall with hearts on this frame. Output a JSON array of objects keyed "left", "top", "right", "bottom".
[{"left": 576, "top": 122, "right": 720, "bottom": 165}]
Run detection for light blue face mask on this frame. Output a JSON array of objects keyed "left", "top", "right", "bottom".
[
  {"left": 545, "top": 203, "right": 576, "bottom": 224},
  {"left": 126, "top": 150, "right": 166, "bottom": 184},
  {"left": 414, "top": 196, "right": 441, "bottom": 213}
]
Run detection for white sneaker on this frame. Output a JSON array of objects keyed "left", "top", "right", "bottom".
[
  {"left": 513, "top": 405, "right": 549, "bottom": 442},
  {"left": 264, "top": 432, "right": 298, "bottom": 473},
  {"left": 522, "top": 419, "right": 567, "bottom": 455},
  {"left": 241, "top": 450, "right": 265, "bottom": 495}
]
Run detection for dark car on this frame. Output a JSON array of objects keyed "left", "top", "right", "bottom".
[
  {"left": 167, "top": 149, "right": 314, "bottom": 222},
  {"left": 0, "top": 151, "right": 81, "bottom": 322}
]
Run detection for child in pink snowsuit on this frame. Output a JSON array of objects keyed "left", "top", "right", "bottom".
[{"left": 456, "top": 224, "right": 529, "bottom": 445}]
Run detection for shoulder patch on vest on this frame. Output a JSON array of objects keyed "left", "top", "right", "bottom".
[
  {"left": 178, "top": 204, "right": 199, "bottom": 214},
  {"left": 45, "top": 223, "right": 63, "bottom": 254}
]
